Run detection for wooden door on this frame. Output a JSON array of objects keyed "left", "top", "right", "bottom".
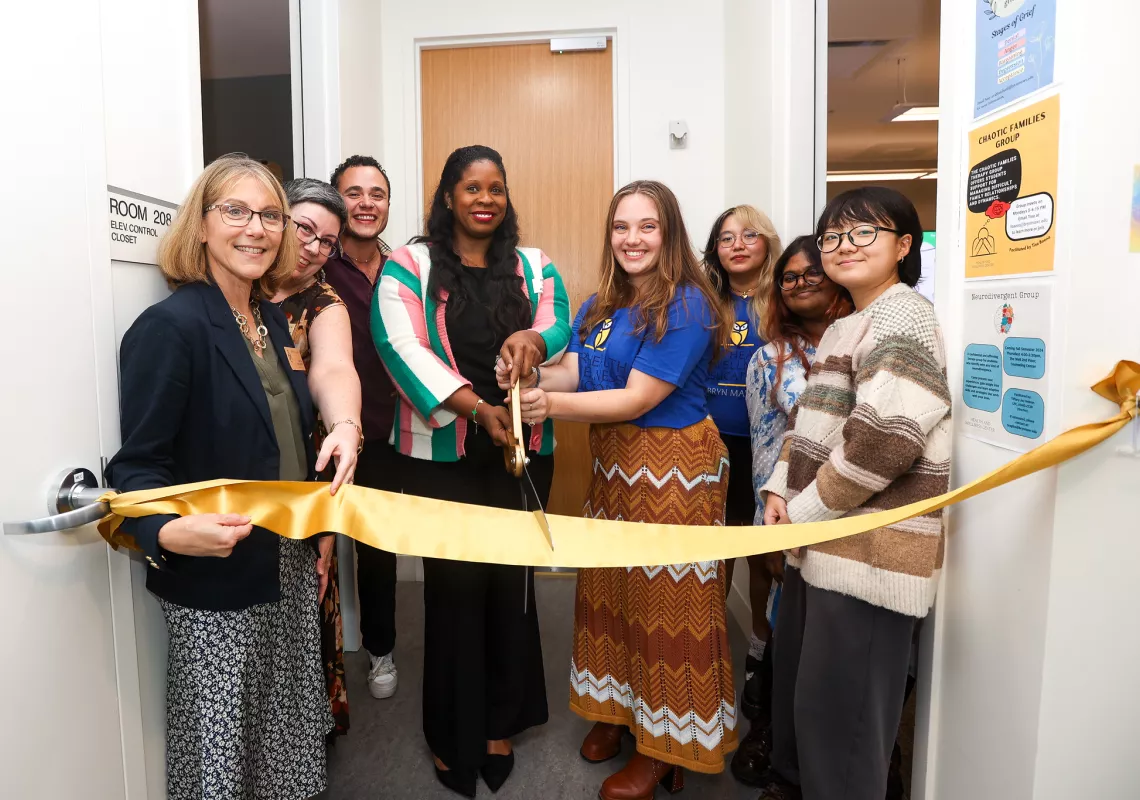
[{"left": 421, "top": 41, "right": 614, "bottom": 516}]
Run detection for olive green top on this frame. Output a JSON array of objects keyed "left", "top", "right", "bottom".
[{"left": 244, "top": 333, "right": 308, "bottom": 482}]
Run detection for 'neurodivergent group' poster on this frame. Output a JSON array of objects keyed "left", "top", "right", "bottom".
[
  {"left": 965, "top": 94, "right": 1059, "bottom": 279},
  {"left": 959, "top": 280, "right": 1053, "bottom": 452},
  {"left": 974, "top": 0, "right": 1056, "bottom": 118}
]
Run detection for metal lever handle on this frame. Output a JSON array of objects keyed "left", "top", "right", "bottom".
[{"left": 3, "top": 468, "right": 111, "bottom": 535}]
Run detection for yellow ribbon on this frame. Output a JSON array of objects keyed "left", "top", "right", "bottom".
[{"left": 97, "top": 361, "right": 1139, "bottom": 568}]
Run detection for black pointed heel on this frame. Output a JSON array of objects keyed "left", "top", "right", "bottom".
[
  {"left": 433, "top": 763, "right": 477, "bottom": 798},
  {"left": 481, "top": 750, "right": 515, "bottom": 793}
]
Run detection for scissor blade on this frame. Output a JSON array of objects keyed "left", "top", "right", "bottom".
[{"left": 523, "top": 465, "right": 555, "bottom": 551}]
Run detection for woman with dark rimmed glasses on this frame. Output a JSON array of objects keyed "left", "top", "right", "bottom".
[
  {"left": 731, "top": 235, "right": 852, "bottom": 787},
  {"left": 755, "top": 187, "right": 951, "bottom": 800},
  {"left": 269, "top": 177, "right": 364, "bottom": 740}
]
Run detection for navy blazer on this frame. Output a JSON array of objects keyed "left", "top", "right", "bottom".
[{"left": 105, "top": 281, "right": 317, "bottom": 611}]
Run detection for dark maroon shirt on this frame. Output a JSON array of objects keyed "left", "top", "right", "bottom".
[{"left": 323, "top": 251, "right": 396, "bottom": 443}]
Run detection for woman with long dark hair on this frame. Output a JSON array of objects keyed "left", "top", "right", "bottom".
[
  {"left": 515, "top": 180, "right": 737, "bottom": 799},
  {"left": 371, "top": 145, "right": 570, "bottom": 796}
]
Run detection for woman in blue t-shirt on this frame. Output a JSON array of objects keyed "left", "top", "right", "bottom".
[
  {"left": 512, "top": 181, "right": 736, "bottom": 798},
  {"left": 700, "top": 204, "right": 783, "bottom": 735}
]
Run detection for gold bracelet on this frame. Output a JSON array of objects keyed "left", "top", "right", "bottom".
[{"left": 328, "top": 419, "right": 364, "bottom": 453}]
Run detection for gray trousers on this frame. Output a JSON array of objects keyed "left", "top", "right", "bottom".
[{"left": 770, "top": 566, "right": 916, "bottom": 800}]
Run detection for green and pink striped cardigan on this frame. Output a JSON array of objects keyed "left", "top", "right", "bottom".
[{"left": 371, "top": 242, "right": 571, "bottom": 462}]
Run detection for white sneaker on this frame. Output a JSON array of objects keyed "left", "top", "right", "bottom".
[{"left": 367, "top": 652, "right": 398, "bottom": 699}]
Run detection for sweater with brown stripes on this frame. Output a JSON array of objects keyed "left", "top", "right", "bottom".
[{"left": 763, "top": 283, "right": 952, "bottom": 617}]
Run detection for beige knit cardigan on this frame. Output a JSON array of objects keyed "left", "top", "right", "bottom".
[{"left": 763, "top": 283, "right": 952, "bottom": 618}]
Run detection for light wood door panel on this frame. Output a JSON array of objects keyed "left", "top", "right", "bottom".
[{"left": 421, "top": 42, "right": 614, "bottom": 515}]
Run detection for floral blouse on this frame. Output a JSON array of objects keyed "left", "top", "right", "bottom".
[
  {"left": 277, "top": 279, "right": 345, "bottom": 367},
  {"left": 744, "top": 339, "right": 817, "bottom": 524}
]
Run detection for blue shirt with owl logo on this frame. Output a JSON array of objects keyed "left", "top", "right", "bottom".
[
  {"left": 567, "top": 286, "right": 715, "bottom": 429},
  {"left": 706, "top": 293, "right": 766, "bottom": 437}
]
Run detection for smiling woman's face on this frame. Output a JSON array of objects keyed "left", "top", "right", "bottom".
[
  {"left": 290, "top": 201, "right": 341, "bottom": 284},
  {"left": 819, "top": 220, "right": 911, "bottom": 307},
  {"left": 201, "top": 176, "right": 283, "bottom": 284},
  {"left": 716, "top": 214, "right": 768, "bottom": 279},
  {"left": 780, "top": 251, "right": 841, "bottom": 321},
  {"left": 610, "top": 192, "right": 663, "bottom": 284}
]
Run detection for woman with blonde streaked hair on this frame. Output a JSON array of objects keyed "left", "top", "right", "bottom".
[
  {"left": 699, "top": 204, "right": 783, "bottom": 767},
  {"left": 106, "top": 153, "right": 335, "bottom": 799},
  {"left": 511, "top": 180, "right": 738, "bottom": 798}
]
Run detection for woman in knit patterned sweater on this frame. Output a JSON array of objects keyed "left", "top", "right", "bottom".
[{"left": 755, "top": 187, "right": 952, "bottom": 800}]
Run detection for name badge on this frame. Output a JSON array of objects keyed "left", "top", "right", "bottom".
[{"left": 284, "top": 347, "right": 307, "bottom": 372}]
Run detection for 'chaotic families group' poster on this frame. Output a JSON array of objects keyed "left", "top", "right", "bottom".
[
  {"left": 965, "top": 94, "right": 1059, "bottom": 279},
  {"left": 974, "top": 0, "right": 1056, "bottom": 118}
]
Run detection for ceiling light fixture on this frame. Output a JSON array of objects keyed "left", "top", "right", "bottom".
[
  {"left": 826, "top": 171, "right": 936, "bottom": 182},
  {"left": 887, "top": 58, "right": 938, "bottom": 122},
  {"left": 889, "top": 104, "right": 940, "bottom": 122}
]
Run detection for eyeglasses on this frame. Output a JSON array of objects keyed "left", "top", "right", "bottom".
[
  {"left": 780, "top": 267, "right": 827, "bottom": 290},
  {"left": 816, "top": 225, "right": 899, "bottom": 253},
  {"left": 205, "top": 203, "right": 290, "bottom": 232},
  {"left": 294, "top": 220, "right": 339, "bottom": 257},
  {"left": 717, "top": 230, "right": 762, "bottom": 249}
]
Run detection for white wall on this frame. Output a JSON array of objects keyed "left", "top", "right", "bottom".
[
  {"left": 924, "top": 1, "right": 1140, "bottom": 798},
  {"left": 339, "top": 0, "right": 727, "bottom": 250}
]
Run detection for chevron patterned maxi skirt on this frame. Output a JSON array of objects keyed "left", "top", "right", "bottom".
[{"left": 569, "top": 418, "right": 738, "bottom": 774}]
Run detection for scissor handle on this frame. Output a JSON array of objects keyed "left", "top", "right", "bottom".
[{"left": 503, "top": 379, "right": 526, "bottom": 477}]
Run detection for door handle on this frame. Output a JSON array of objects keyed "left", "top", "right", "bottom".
[{"left": 3, "top": 468, "right": 112, "bottom": 535}]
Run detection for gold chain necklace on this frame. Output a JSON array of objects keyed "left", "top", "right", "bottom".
[{"left": 231, "top": 301, "right": 269, "bottom": 356}]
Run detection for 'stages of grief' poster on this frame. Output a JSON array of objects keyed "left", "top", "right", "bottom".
[{"left": 965, "top": 93, "right": 1059, "bottom": 279}]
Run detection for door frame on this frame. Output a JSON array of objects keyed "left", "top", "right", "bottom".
[{"left": 412, "top": 29, "right": 623, "bottom": 231}]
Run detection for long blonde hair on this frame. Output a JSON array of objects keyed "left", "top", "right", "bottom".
[
  {"left": 158, "top": 153, "right": 297, "bottom": 295},
  {"left": 701, "top": 204, "right": 783, "bottom": 332},
  {"left": 579, "top": 180, "right": 731, "bottom": 359}
]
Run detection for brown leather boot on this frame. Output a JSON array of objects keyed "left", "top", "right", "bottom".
[
  {"left": 599, "top": 752, "right": 684, "bottom": 800},
  {"left": 580, "top": 722, "right": 626, "bottom": 764}
]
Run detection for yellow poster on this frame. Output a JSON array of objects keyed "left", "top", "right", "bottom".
[{"left": 966, "top": 94, "right": 1060, "bottom": 279}]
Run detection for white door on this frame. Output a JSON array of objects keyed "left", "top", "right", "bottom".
[{"left": 1, "top": 1, "right": 202, "bottom": 798}]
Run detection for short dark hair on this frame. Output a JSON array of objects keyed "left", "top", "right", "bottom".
[
  {"left": 330, "top": 155, "right": 391, "bottom": 196},
  {"left": 815, "top": 186, "right": 924, "bottom": 287},
  {"left": 283, "top": 178, "right": 347, "bottom": 226}
]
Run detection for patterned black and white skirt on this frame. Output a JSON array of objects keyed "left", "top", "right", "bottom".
[{"left": 160, "top": 539, "right": 333, "bottom": 800}]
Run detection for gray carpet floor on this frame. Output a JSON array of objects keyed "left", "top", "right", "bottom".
[{"left": 326, "top": 574, "right": 759, "bottom": 800}]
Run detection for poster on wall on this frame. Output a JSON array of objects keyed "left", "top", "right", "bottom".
[
  {"left": 974, "top": 0, "right": 1056, "bottom": 118},
  {"left": 965, "top": 93, "right": 1059, "bottom": 279},
  {"left": 959, "top": 280, "right": 1052, "bottom": 452},
  {"left": 107, "top": 185, "right": 177, "bottom": 266}
]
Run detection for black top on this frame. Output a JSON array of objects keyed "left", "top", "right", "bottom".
[
  {"left": 445, "top": 265, "right": 508, "bottom": 406},
  {"left": 323, "top": 251, "right": 396, "bottom": 443},
  {"left": 105, "top": 281, "right": 317, "bottom": 612}
]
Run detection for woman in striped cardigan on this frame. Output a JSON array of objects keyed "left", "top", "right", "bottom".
[
  {"left": 370, "top": 145, "right": 570, "bottom": 797},
  {"left": 755, "top": 187, "right": 951, "bottom": 800}
]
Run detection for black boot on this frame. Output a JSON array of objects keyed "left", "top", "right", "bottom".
[
  {"left": 741, "top": 642, "right": 774, "bottom": 724},
  {"left": 729, "top": 723, "right": 772, "bottom": 786},
  {"left": 740, "top": 653, "right": 763, "bottom": 721}
]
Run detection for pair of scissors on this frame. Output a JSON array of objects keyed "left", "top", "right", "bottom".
[{"left": 503, "top": 379, "right": 555, "bottom": 552}]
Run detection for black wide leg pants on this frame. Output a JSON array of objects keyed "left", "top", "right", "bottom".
[
  {"left": 397, "top": 425, "right": 553, "bottom": 770},
  {"left": 769, "top": 565, "right": 916, "bottom": 800}
]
